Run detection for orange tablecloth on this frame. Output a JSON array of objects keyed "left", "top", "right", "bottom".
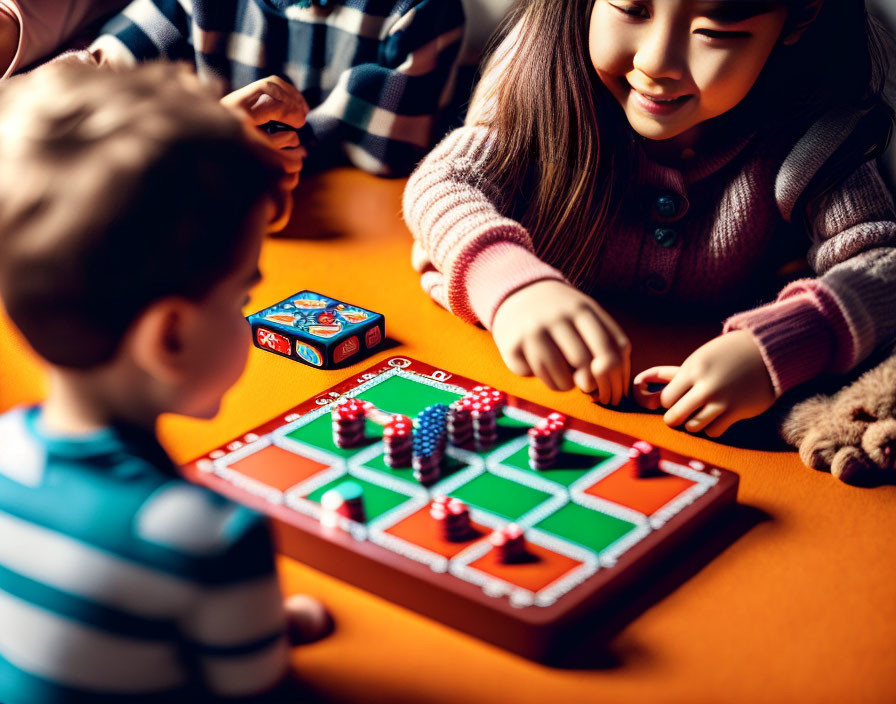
[{"left": 2, "top": 169, "right": 894, "bottom": 703}]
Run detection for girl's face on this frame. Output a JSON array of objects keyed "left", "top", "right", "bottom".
[{"left": 590, "top": 1, "right": 788, "bottom": 145}]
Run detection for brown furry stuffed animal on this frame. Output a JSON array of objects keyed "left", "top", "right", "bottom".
[{"left": 781, "top": 353, "right": 896, "bottom": 482}]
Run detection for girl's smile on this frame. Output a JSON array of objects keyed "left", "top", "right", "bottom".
[
  {"left": 590, "top": 0, "right": 788, "bottom": 146},
  {"left": 625, "top": 79, "right": 694, "bottom": 115}
]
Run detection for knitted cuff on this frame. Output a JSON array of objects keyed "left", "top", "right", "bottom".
[
  {"left": 723, "top": 294, "right": 836, "bottom": 395},
  {"left": 464, "top": 242, "right": 567, "bottom": 330}
]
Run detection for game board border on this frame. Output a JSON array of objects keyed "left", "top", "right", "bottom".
[{"left": 182, "top": 356, "right": 739, "bottom": 660}]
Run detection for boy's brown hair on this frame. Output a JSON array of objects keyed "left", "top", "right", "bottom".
[{"left": 0, "top": 62, "right": 283, "bottom": 368}]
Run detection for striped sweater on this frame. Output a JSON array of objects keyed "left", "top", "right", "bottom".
[
  {"left": 85, "top": 0, "right": 467, "bottom": 176},
  {"left": 403, "top": 27, "right": 896, "bottom": 396},
  {"left": 0, "top": 406, "right": 289, "bottom": 703}
]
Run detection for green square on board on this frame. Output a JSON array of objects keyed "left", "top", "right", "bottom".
[
  {"left": 286, "top": 414, "right": 379, "bottom": 458},
  {"left": 355, "top": 374, "right": 461, "bottom": 418},
  {"left": 502, "top": 438, "right": 616, "bottom": 487},
  {"left": 449, "top": 472, "right": 551, "bottom": 521},
  {"left": 287, "top": 375, "right": 461, "bottom": 456},
  {"left": 361, "top": 451, "right": 469, "bottom": 485},
  {"left": 305, "top": 475, "right": 410, "bottom": 522},
  {"left": 535, "top": 502, "right": 637, "bottom": 554}
]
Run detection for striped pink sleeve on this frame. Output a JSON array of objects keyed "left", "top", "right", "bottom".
[
  {"left": 723, "top": 279, "right": 855, "bottom": 395},
  {"left": 402, "top": 125, "right": 566, "bottom": 329},
  {"left": 726, "top": 160, "right": 896, "bottom": 394}
]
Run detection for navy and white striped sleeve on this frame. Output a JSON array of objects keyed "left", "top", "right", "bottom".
[
  {"left": 89, "top": 0, "right": 195, "bottom": 67},
  {"left": 309, "top": 0, "right": 466, "bottom": 176},
  {"left": 135, "top": 484, "right": 289, "bottom": 699}
]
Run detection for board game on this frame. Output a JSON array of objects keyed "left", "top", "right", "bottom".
[{"left": 182, "top": 357, "right": 738, "bottom": 661}]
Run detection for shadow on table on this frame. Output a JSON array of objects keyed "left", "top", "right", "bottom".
[
  {"left": 546, "top": 502, "right": 771, "bottom": 671},
  {"left": 608, "top": 395, "right": 791, "bottom": 453},
  {"left": 272, "top": 169, "right": 408, "bottom": 241}
]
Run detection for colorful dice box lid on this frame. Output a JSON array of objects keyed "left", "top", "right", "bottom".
[{"left": 249, "top": 291, "right": 383, "bottom": 340}]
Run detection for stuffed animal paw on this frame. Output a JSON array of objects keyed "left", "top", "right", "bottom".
[{"left": 781, "top": 353, "right": 896, "bottom": 483}]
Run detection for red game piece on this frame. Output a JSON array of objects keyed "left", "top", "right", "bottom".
[
  {"left": 331, "top": 398, "right": 371, "bottom": 448},
  {"left": 490, "top": 524, "right": 528, "bottom": 563},
  {"left": 528, "top": 413, "right": 566, "bottom": 470},
  {"left": 629, "top": 440, "right": 661, "bottom": 477},
  {"left": 430, "top": 496, "right": 473, "bottom": 542},
  {"left": 383, "top": 414, "right": 412, "bottom": 467}
]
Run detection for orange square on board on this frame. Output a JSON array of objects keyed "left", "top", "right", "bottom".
[
  {"left": 385, "top": 506, "right": 488, "bottom": 559},
  {"left": 228, "top": 444, "right": 330, "bottom": 492},
  {"left": 584, "top": 465, "right": 695, "bottom": 516},
  {"left": 468, "top": 542, "right": 583, "bottom": 594}
]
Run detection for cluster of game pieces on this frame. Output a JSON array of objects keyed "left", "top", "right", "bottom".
[
  {"left": 629, "top": 440, "right": 661, "bottom": 477},
  {"left": 527, "top": 412, "right": 566, "bottom": 470},
  {"left": 429, "top": 497, "right": 527, "bottom": 564},
  {"left": 331, "top": 398, "right": 373, "bottom": 449},
  {"left": 320, "top": 480, "right": 366, "bottom": 527},
  {"left": 429, "top": 496, "right": 473, "bottom": 542},
  {"left": 322, "top": 395, "right": 663, "bottom": 567},
  {"left": 412, "top": 404, "right": 449, "bottom": 485}
]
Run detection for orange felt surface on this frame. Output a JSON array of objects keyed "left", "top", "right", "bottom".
[
  {"left": 3, "top": 169, "right": 896, "bottom": 703},
  {"left": 584, "top": 465, "right": 697, "bottom": 516}
]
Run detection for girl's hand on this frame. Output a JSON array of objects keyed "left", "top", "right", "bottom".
[
  {"left": 633, "top": 331, "right": 777, "bottom": 437},
  {"left": 491, "top": 280, "right": 631, "bottom": 404},
  {"left": 220, "top": 76, "right": 309, "bottom": 191}
]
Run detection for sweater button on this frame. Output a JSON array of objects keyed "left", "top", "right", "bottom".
[
  {"left": 655, "top": 194, "right": 678, "bottom": 218},
  {"left": 653, "top": 227, "right": 678, "bottom": 248}
]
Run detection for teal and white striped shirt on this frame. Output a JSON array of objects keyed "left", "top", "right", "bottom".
[{"left": 0, "top": 407, "right": 289, "bottom": 703}]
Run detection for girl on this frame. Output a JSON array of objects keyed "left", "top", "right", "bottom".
[{"left": 403, "top": 0, "right": 895, "bottom": 437}]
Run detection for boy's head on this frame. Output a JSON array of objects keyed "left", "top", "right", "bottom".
[{"left": 0, "top": 62, "right": 284, "bottom": 418}]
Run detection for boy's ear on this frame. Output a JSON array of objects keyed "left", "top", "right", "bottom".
[
  {"left": 128, "top": 297, "right": 198, "bottom": 384},
  {"left": 781, "top": 0, "right": 823, "bottom": 46}
]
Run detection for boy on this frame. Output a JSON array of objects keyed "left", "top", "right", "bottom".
[
  {"left": 0, "top": 62, "right": 328, "bottom": 703},
  {"left": 83, "top": 0, "right": 468, "bottom": 177}
]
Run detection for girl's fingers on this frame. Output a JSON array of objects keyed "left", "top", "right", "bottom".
[
  {"left": 704, "top": 412, "right": 737, "bottom": 438},
  {"left": 663, "top": 385, "right": 710, "bottom": 427},
  {"left": 658, "top": 369, "right": 693, "bottom": 410},
  {"left": 593, "top": 355, "right": 623, "bottom": 406},
  {"left": 500, "top": 343, "right": 534, "bottom": 378},
  {"left": 572, "top": 366, "right": 598, "bottom": 394},
  {"left": 589, "top": 306, "right": 630, "bottom": 402},
  {"left": 633, "top": 366, "right": 678, "bottom": 409},
  {"left": 524, "top": 334, "right": 574, "bottom": 391},
  {"left": 684, "top": 401, "right": 727, "bottom": 433},
  {"left": 590, "top": 358, "right": 615, "bottom": 406},
  {"left": 549, "top": 320, "right": 592, "bottom": 371},
  {"left": 632, "top": 366, "right": 679, "bottom": 411},
  {"left": 571, "top": 310, "right": 619, "bottom": 405},
  {"left": 572, "top": 308, "right": 615, "bottom": 363}
]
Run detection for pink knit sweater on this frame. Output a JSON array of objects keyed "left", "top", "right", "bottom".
[{"left": 403, "top": 73, "right": 896, "bottom": 397}]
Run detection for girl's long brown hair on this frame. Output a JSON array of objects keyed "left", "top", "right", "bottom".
[
  {"left": 472, "top": 0, "right": 631, "bottom": 289},
  {"left": 471, "top": 0, "right": 893, "bottom": 288}
]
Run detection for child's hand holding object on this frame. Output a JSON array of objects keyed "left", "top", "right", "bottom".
[
  {"left": 634, "top": 331, "right": 777, "bottom": 437},
  {"left": 491, "top": 280, "right": 631, "bottom": 405},
  {"left": 221, "top": 75, "right": 309, "bottom": 190}
]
